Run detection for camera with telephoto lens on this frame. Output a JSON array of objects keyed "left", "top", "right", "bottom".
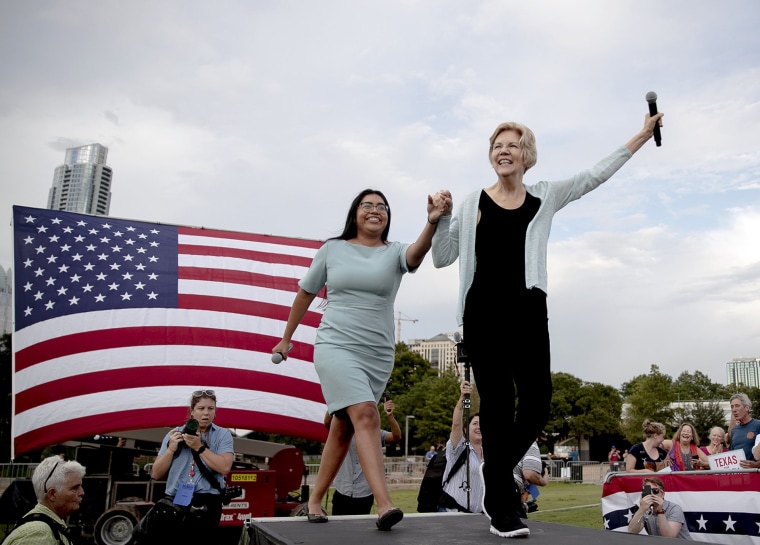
[
  {"left": 182, "top": 418, "right": 199, "bottom": 435},
  {"left": 222, "top": 486, "right": 243, "bottom": 505}
]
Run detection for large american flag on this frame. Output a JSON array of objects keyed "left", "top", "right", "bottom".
[
  {"left": 602, "top": 471, "right": 760, "bottom": 544},
  {"left": 12, "top": 205, "right": 327, "bottom": 457}
]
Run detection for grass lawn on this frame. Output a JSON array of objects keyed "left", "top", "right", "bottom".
[{"left": 347, "top": 482, "right": 605, "bottom": 530}]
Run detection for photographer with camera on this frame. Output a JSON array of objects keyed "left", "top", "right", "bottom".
[
  {"left": 627, "top": 477, "right": 692, "bottom": 540},
  {"left": 439, "top": 380, "right": 484, "bottom": 514},
  {"left": 132, "top": 389, "right": 234, "bottom": 544}
]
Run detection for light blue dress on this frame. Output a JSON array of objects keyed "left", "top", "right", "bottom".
[{"left": 299, "top": 239, "right": 412, "bottom": 413}]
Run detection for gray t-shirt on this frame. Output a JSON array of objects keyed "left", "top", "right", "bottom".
[{"left": 642, "top": 500, "right": 693, "bottom": 540}]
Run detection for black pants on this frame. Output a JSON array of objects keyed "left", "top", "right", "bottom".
[
  {"left": 463, "top": 288, "right": 552, "bottom": 518},
  {"left": 331, "top": 490, "right": 375, "bottom": 515}
]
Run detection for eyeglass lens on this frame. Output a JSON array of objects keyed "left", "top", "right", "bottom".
[{"left": 359, "top": 202, "right": 388, "bottom": 213}]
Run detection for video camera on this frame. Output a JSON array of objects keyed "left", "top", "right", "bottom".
[{"left": 453, "top": 332, "right": 468, "bottom": 363}]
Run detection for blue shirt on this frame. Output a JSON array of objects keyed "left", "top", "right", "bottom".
[
  {"left": 730, "top": 418, "right": 760, "bottom": 461},
  {"left": 158, "top": 423, "right": 234, "bottom": 495}
]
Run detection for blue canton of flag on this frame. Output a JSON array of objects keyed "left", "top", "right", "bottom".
[{"left": 14, "top": 206, "right": 179, "bottom": 330}]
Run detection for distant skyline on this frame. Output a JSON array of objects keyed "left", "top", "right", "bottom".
[{"left": 1, "top": 1, "right": 759, "bottom": 388}]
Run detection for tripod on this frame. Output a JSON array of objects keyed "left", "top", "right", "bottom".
[{"left": 454, "top": 332, "right": 471, "bottom": 512}]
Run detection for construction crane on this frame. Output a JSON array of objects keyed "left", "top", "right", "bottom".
[{"left": 395, "top": 311, "right": 418, "bottom": 341}]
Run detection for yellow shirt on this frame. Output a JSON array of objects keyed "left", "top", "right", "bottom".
[{"left": 3, "top": 504, "right": 71, "bottom": 545}]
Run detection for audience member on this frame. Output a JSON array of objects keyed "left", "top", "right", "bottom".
[
  {"left": 626, "top": 420, "right": 668, "bottom": 472},
  {"left": 667, "top": 423, "right": 709, "bottom": 471},
  {"left": 439, "top": 381, "right": 484, "bottom": 513},
  {"left": 514, "top": 439, "right": 548, "bottom": 515},
  {"left": 700, "top": 426, "right": 727, "bottom": 457},
  {"left": 3, "top": 456, "right": 86, "bottom": 545},
  {"left": 627, "top": 477, "right": 692, "bottom": 540},
  {"left": 608, "top": 446, "right": 622, "bottom": 471},
  {"left": 729, "top": 393, "right": 760, "bottom": 468}
]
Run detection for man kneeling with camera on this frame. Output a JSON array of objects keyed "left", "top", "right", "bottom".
[
  {"left": 627, "top": 477, "right": 692, "bottom": 540},
  {"left": 131, "top": 389, "right": 236, "bottom": 545}
]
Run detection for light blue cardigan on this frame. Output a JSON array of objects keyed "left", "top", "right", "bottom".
[{"left": 431, "top": 145, "right": 633, "bottom": 326}]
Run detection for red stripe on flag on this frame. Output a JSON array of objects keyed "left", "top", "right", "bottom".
[
  {"left": 601, "top": 472, "right": 756, "bottom": 496},
  {"left": 178, "top": 227, "right": 324, "bottom": 250},
  {"left": 178, "top": 294, "right": 322, "bottom": 329},
  {"left": 14, "top": 408, "right": 329, "bottom": 454},
  {"left": 15, "top": 328, "right": 313, "bottom": 371},
  {"left": 179, "top": 244, "right": 316, "bottom": 267},
  {"left": 15, "top": 366, "right": 324, "bottom": 414},
  {"left": 178, "top": 267, "right": 303, "bottom": 292}
]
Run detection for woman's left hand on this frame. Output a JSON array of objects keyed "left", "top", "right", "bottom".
[{"left": 182, "top": 432, "right": 203, "bottom": 451}]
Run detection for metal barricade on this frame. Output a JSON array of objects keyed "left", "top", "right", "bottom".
[
  {"left": 565, "top": 461, "right": 606, "bottom": 483},
  {"left": 0, "top": 463, "right": 37, "bottom": 479}
]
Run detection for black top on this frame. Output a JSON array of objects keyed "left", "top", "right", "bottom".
[{"left": 472, "top": 189, "right": 540, "bottom": 293}]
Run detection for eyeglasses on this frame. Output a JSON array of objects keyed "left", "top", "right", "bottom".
[
  {"left": 648, "top": 488, "right": 662, "bottom": 495},
  {"left": 44, "top": 460, "right": 63, "bottom": 492},
  {"left": 359, "top": 202, "right": 389, "bottom": 213},
  {"left": 192, "top": 390, "right": 216, "bottom": 398}
]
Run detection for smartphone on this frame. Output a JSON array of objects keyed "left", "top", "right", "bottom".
[{"left": 642, "top": 484, "right": 652, "bottom": 497}]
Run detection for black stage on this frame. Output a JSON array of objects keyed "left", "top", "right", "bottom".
[{"left": 245, "top": 513, "right": 686, "bottom": 545}]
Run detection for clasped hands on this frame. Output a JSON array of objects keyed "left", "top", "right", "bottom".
[{"left": 427, "top": 190, "right": 453, "bottom": 223}]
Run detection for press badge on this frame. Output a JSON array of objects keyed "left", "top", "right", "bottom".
[{"left": 174, "top": 482, "right": 195, "bottom": 506}]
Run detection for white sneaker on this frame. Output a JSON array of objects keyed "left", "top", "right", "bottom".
[
  {"left": 479, "top": 462, "right": 490, "bottom": 520},
  {"left": 490, "top": 513, "right": 530, "bottom": 538}
]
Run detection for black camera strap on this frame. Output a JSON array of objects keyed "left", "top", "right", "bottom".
[{"left": 190, "top": 447, "right": 225, "bottom": 494}]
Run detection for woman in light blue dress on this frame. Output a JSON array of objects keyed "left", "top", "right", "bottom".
[{"left": 273, "top": 188, "right": 451, "bottom": 531}]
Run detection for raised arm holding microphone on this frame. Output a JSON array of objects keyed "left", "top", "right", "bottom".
[{"left": 431, "top": 109, "right": 664, "bottom": 539}]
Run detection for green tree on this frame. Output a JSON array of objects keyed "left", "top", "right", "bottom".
[
  {"left": 0, "top": 333, "right": 10, "bottom": 462},
  {"left": 622, "top": 365, "right": 676, "bottom": 443},
  {"left": 546, "top": 373, "right": 622, "bottom": 455},
  {"left": 546, "top": 372, "right": 584, "bottom": 441},
  {"left": 673, "top": 371, "right": 731, "bottom": 401},
  {"left": 388, "top": 372, "right": 463, "bottom": 455},
  {"left": 386, "top": 343, "right": 437, "bottom": 395},
  {"left": 571, "top": 382, "right": 623, "bottom": 438}
]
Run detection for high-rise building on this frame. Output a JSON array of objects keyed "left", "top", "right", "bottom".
[
  {"left": 0, "top": 265, "right": 11, "bottom": 335},
  {"left": 408, "top": 333, "right": 463, "bottom": 379},
  {"left": 726, "top": 357, "right": 760, "bottom": 389},
  {"left": 47, "top": 143, "right": 113, "bottom": 215}
]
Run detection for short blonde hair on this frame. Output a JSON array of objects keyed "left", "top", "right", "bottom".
[{"left": 488, "top": 122, "right": 538, "bottom": 172}]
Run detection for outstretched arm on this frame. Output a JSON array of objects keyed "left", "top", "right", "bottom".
[{"left": 625, "top": 112, "right": 664, "bottom": 154}]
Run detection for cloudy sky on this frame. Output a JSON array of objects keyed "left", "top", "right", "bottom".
[{"left": 1, "top": 1, "right": 759, "bottom": 389}]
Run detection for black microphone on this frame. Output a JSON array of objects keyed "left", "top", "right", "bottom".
[{"left": 645, "top": 91, "right": 662, "bottom": 147}]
